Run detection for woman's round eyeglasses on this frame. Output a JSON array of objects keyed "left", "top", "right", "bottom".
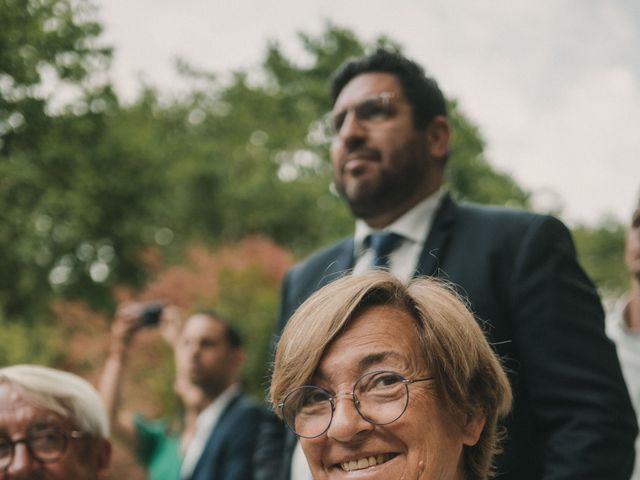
[
  {"left": 0, "top": 428, "right": 89, "bottom": 471},
  {"left": 277, "top": 370, "right": 432, "bottom": 438}
]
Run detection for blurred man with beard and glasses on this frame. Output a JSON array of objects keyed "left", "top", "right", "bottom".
[
  {"left": 254, "top": 49, "right": 637, "bottom": 480},
  {"left": 100, "top": 306, "right": 261, "bottom": 480},
  {"left": 607, "top": 192, "right": 640, "bottom": 480}
]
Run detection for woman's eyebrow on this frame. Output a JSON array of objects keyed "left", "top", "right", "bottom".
[
  {"left": 356, "top": 351, "right": 403, "bottom": 372},
  {"left": 313, "top": 351, "right": 406, "bottom": 384}
]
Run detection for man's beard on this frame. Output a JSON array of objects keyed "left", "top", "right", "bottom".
[
  {"left": 191, "top": 375, "right": 228, "bottom": 398},
  {"left": 336, "top": 146, "right": 431, "bottom": 221}
]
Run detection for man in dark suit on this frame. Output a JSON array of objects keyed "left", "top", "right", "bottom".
[
  {"left": 174, "top": 313, "right": 261, "bottom": 480},
  {"left": 101, "top": 307, "right": 260, "bottom": 480},
  {"left": 185, "top": 386, "right": 260, "bottom": 480},
  {"left": 255, "top": 49, "right": 637, "bottom": 479}
]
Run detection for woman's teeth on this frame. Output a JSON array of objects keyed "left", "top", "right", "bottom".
[{"left": 340, "top": 453, "right": 393, "bottom": 472}]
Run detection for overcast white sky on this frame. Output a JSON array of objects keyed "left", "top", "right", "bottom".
[{"left": 98, "top": 0, "right": 639, "bottom": 226}]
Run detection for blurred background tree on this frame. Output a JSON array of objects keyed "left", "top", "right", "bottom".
[{"left": 0, "top": 3, "right": 629, "bottom": 476}]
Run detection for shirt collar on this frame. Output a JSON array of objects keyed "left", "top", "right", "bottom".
[
  {"left": 180, "top": 383, "right": 240, "bottom": 478},
  {"left": 196, "top": 383, "right": 239, "bottom": 426}
]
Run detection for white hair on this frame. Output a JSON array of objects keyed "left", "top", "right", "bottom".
[{"left": 0, "top": 364, "right": 109, "bottom": 438}]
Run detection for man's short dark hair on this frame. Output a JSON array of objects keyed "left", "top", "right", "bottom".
[
  {"left": 195, "top": 310, "right": 243, "bottom": 348},
  {"left": 330, "top": 48, "right": 447, "bottom": 129}
]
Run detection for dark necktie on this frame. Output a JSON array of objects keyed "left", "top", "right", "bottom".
[{"left": 368, "top": 232, "right": 403, "bottom": 269}]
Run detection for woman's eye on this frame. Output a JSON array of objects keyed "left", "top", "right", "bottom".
[
  {"left": 304, "top": 391, "right": 329, "bottom": 405},
  {"left": 358, "top": 372, "right": 404, "bottom": 392},
  {"left": 374, "top": 373, "right": 402, "bottom": 387}
]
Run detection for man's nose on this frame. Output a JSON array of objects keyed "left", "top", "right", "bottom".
[
  {"left": 336, "top": 110, "right": 367, "bottom": 147},
  {"left": 184, "top": 343, "right": 199, "bottom": 358},
  {"left": 6, "top": 442, "right": 36, "bottom": 478},
  {"left": 326, "top": 394, "right": 374, "bottom": 442}
]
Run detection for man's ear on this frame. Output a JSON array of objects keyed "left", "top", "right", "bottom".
[
  {"left": 425, "top": 115, "right": 451, "bottom": 159},
  {"left": 230, "top": 348, "right": 246, "bottom": 376},
  {"left": 462, "top": 414, "right": 486, "bottom": 446}
]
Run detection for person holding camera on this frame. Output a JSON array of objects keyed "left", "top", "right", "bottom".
[{"left": 99, "top": 303, "right": 261, "bottom": 480}]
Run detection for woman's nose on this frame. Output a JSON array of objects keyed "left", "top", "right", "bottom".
[{"left": 326, "top": 394, "right": 374, "bottom": 442}]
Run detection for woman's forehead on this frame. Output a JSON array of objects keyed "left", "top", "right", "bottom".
[{"left": 314, "top": 305, "right": 425, "bottom": 382}]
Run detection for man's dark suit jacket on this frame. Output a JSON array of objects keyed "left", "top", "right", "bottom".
[
  {"left": 187, "top": 391, "right": 261, "bottom": 480},
  {"left": 255, "top": 194, "right": 638, "bottom": 480}
]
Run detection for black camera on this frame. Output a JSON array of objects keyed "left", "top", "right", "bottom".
[{"left": 137, "top": 302, "right": 164, "bottom": 327}]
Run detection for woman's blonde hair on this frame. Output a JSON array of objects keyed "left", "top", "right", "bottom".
[{"left": 270, "top": 271, "right": 512, "bottom": 480}]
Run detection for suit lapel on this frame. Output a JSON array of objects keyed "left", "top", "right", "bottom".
[
  {"left": 415, "top": 193, "right": 457, "bottom": 278},
  {"left": 187, "top": 392, "right": 242, "bottom": 480},
  {"left": 316, "top": 238, "right": 355, "bottom": 289}
]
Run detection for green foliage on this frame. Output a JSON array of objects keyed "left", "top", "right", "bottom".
[
  {"left": 215, "top": 266, "right": 280, "bottom": 400},
  {"left": 446, "top": 99, "right": 530, "bottom": 207},
  {"left": 1, "top": 0, "right": 117, "bottom": 318},
  {"left": 0, "top": 90, "right": 169, "bottom": 317},
  {"left": 0, "top": 0, "right": 110, "bottom": 155},
  {"left": 573, "top": 218, "right": 628, "bottom": 299},
  {"left": 0, "top": 313, "right": 63, "bottom": 366}
]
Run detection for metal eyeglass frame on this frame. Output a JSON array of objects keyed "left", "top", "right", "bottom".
[
  {"left": 326, "top": 91, "right": 399, "bottom": 136},
  {"left": 278, "top": 370, "right": 433, "bottom": 438}
]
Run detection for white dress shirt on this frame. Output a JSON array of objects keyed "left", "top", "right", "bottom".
[
  {"left": 352, "top": 187, "right": 445, "bottom": 283},
  {"left": 180, "top": 384, "right": 239, "bottom": 479}
]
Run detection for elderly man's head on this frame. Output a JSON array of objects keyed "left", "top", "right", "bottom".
[
  {"left": 270, "top": 272, "right": 512, "bottom": 480},
  {"left": 0, "top": 365, "right": 111, "bottom": 479}
]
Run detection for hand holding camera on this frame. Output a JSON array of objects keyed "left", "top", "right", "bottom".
[{"left": 136, "top": 302, "right": 164, "bottom": 327}]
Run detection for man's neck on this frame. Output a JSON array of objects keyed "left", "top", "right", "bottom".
[
  {"left": 626, "top": 280, "right": 640, "bottom": 331},
  {"left": 363, "top": 184, "right": 441, "bottom": 229},
  {"left": 192, "top": 383, "right": 233, "bottom": 414}
]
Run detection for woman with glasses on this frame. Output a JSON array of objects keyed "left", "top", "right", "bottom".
[
  {"left": 270, "top": 271, "right": 512, "bottom": 480},
  {"left": 0, "top": 364, "right": 112, "bottom": 479}
]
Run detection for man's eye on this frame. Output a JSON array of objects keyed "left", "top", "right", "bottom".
[
  {"left": 356, "top": 100, "right": 390, "bottom": 120},
  {"left": 331, "top": 112, "right": 346, "bottom": 132},
  {"left": 30, "top": 430, "right": 62, "bottom": 448},
  {"left": 0, "top": 438, "right": 11, "bottom": 453}
]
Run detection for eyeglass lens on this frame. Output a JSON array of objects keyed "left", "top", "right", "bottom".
[
  {"left": 330, "top": 93, "right": 395, "bottom": 134},
  {"left": 282, "top": 371, "right": 411, "bottom": 438},
  {"left": 0, "top": 429, "right": 68, "bottom": 469}
]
